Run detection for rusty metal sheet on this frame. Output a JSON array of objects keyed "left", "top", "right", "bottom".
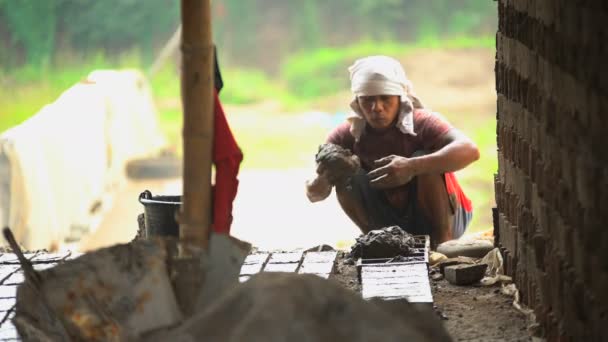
[
  {"left": 14, "top": 240, "right": 183, "bottom": 340},
  {"left": 267, "top": 252, "right": 303, "bottom": 264},
  {"left": 263, "top": 263, "right": 299, "bottom": 273}
]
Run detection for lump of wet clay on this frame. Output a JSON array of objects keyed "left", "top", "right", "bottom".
[
  {"left": 349, "top": 226, "right": 416, "bottom": 259},
  {"left": 315, "top": 143, "right": 361, "bottom": 186}
]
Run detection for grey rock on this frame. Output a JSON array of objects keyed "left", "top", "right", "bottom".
[{"left": 444, "top": 263, "right": 488, "bottom": 286}]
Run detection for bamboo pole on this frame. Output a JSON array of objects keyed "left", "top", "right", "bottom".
[{"left": 179, "top": 0, "right": 214, "bottom": 250}]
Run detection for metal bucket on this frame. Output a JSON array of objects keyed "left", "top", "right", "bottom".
[{"left": 138, "top": 190, "right": 181, "bottom": 238}]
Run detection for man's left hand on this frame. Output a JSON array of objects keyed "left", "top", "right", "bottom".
[{"left": 367, "top": 155, "right": 417, "bottom": 189}]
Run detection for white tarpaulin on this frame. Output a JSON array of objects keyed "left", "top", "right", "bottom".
[{"left": 0, "top": 70, "right": 167, "bottom": 250}]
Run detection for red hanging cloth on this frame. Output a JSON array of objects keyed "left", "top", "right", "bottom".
[{"left": 211, "top": 90, "right": 243, "bottom": 234}]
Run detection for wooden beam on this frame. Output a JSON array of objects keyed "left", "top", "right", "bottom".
[{"left": 179, "top": 0, "right": 214, "bottom": 249}]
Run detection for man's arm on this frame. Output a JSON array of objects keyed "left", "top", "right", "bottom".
[
  {"left": 367, "top": 129, "right": 480, "bottom": 189},
  {"left": 306, "top": 122, "right": 354, "bottom": 202}
]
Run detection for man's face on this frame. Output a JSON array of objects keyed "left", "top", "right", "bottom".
[{"left": 357, "top": 95, "right": 400, "bottom": 131}]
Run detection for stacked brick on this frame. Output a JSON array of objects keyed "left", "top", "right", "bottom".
[{"left": 495, "top": 0, "right": 608, "bottom": 340}]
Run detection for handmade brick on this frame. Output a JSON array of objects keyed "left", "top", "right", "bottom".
[
  {"left": 298, "top": 262, "right": 334, "bottom": 275},
  {"left": 444, "top": 264, "right": 488, "bottom": 286},
  {"left": 267, "top": 252, "right": 303, "bottom": 264},
  {"left": 263, "top": 263, "right": 299, "bottom": 273},
  {"left": 0, "top": 286, "right": 16, "bottom": 299},
  {"left": 243, "top": 253, "right": 270, "bottom": 265},
  {"left": 301, "top": 251, "right": 337, "bottom": 264},
  {"left": 361, "top": 263, "right": 432, "bottom": 303}
]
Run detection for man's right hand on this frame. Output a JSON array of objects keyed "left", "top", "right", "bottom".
[{"left": 305, "top": 170, "right": 332, "bottom": 203}]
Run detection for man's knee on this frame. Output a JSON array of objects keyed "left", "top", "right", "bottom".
[{"left": 415, "top": 173, "right": 454, "bottom": 244}]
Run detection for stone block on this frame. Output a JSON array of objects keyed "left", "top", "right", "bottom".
[
  {"left": 436, "top": 257, "right": 476, "bottom": 275},
  {"left": 444, "top": 264, "right": 488, "bottom": 286},
  {"left": 436, "top": 239, "right": 494, "bottom": 258}
]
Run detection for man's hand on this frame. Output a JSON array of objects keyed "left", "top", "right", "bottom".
[
  {"left": 306, "top": 170, "right": 333, "bottom": 202},
  {"left": 367, "top": 155, "right": 417, "bottom": 189},
  {"left": 315, "top": 154, "right": 360, "bottom": 186}
]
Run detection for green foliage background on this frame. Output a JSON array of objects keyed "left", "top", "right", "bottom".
[
  {"left": 0, "top": 0, "right": 495, "bottom": 70},
  {"left": 0, "top": 0, "right": 498, "bottom": 232}
]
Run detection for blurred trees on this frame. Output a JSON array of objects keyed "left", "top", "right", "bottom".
[
  {"left": 0, "top": 0, "right": 179, "bottom": 69},
  {"left": 0, "top": 0, "right": 495, "bottom": 70}
]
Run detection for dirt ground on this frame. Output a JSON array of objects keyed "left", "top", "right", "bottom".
[
  {"left": 432, "top": 279, "right": 532, "bottom": 341},
  {"left": 330, "top": 252, "right": 533, "bottom": 342}
]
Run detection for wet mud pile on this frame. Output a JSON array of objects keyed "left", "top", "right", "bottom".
[
  {"left": 349, "top": 226, "right": 416, "bottom": 259},
  {"left": 315, "top": 143, "right": 361, "bottom": 187}
]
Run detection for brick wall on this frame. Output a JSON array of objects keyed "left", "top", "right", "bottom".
[{"left": 495, "top": 0, "right": 608, "bottom": 340}]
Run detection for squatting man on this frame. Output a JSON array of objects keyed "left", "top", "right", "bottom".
[{"left": 306, "top": 56, "right": 480, "bottom": 246}]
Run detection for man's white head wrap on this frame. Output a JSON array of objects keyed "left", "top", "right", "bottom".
[{"left": 347, "top": 55, "right": 424, "bottom": 140}]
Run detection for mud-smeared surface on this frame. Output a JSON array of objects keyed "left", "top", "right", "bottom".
[
  {"left": 330, "top": 251, "right": 361, "bottom": 293},
  {"left": 348, "top": 226, "right": 416, "bottom": 259},
  {"left": 315, "top": 143, "right": 360, "bottom": 186}
]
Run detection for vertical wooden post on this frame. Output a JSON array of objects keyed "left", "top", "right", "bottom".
[{"left": 179, "top": 0, "right": 214, "bottom": 249}]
